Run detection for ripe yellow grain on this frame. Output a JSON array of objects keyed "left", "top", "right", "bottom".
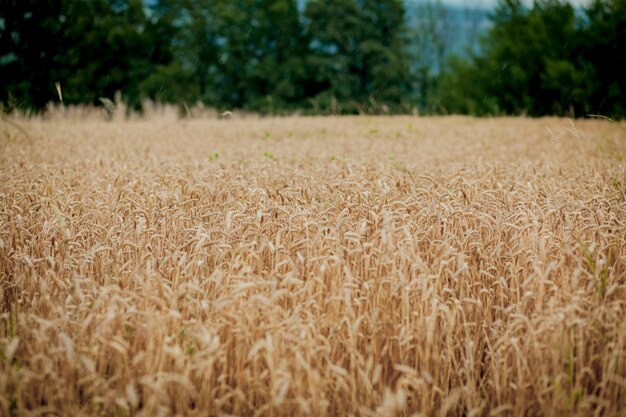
[{"left": 0, "top": 115, "right": 625, "bottom": 416}]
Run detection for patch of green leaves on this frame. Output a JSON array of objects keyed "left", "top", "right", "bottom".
[{"left": 580, "top": 242, "right": 611, "bottom": 300}]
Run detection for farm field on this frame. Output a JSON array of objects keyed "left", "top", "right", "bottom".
[{"left": 1, "top": 115, "right": 625, "bottom": 416}]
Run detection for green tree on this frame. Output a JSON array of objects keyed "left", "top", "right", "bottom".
[
  {"left": 0, "top": 0, "right": 162, "bottom": 110},
  {"left": 0, "top": 0, "right": 65, "bottom": 109},
  {"left": 582, "top": 0, "right": 626, "bottom": 117},
  {"left": 436, "top": 0, "right": 625, "bottom": 117},
  {"left": 245, "top": 0, "right": 310, "bottom": 112},
  {"left": 142, "top": 0, "right": 218, "bottom": 105},
  {"left": 214, "top": 0, "right": 308, "bottom": 111},
  {"left": 145, "top": 0, "right": 307, "bottom": 112},
  {"left": 304, "top": 0, "right": 413, "bottom": 113},
  {"left": 60, "top": 0, "right": 161, "bottom": 107}
]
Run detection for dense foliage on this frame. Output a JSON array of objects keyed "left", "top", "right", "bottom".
[
  {"left": 436, "top": 0, "right": 626, "bottom": 117},
  {"left": 0, "top": 0, "right": 624, "bottom": 116}
]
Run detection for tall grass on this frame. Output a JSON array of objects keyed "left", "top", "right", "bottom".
[{"left": 0, "top": 115, "right": 625, "bottom": 416}]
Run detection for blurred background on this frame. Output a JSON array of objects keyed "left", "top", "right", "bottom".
[{"left": 0, "top": 0, "right": 624, "bottom": 117}]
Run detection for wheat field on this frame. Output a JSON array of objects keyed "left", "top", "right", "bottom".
[{"left": 1, "top": 115, "right": 625, "bottom": 417}]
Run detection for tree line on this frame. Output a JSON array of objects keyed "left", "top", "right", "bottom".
[{"left": 1, "top": 0, "right": 624, "bottom": 117}]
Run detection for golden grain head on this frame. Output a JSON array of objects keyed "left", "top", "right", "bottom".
[{"left": 0, "top": 115, "right": 625, "bottom": 417}]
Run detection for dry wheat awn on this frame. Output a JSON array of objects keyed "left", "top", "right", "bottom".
[{"left": 0, "top": 114, "right": 625, "bottom": 417}]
